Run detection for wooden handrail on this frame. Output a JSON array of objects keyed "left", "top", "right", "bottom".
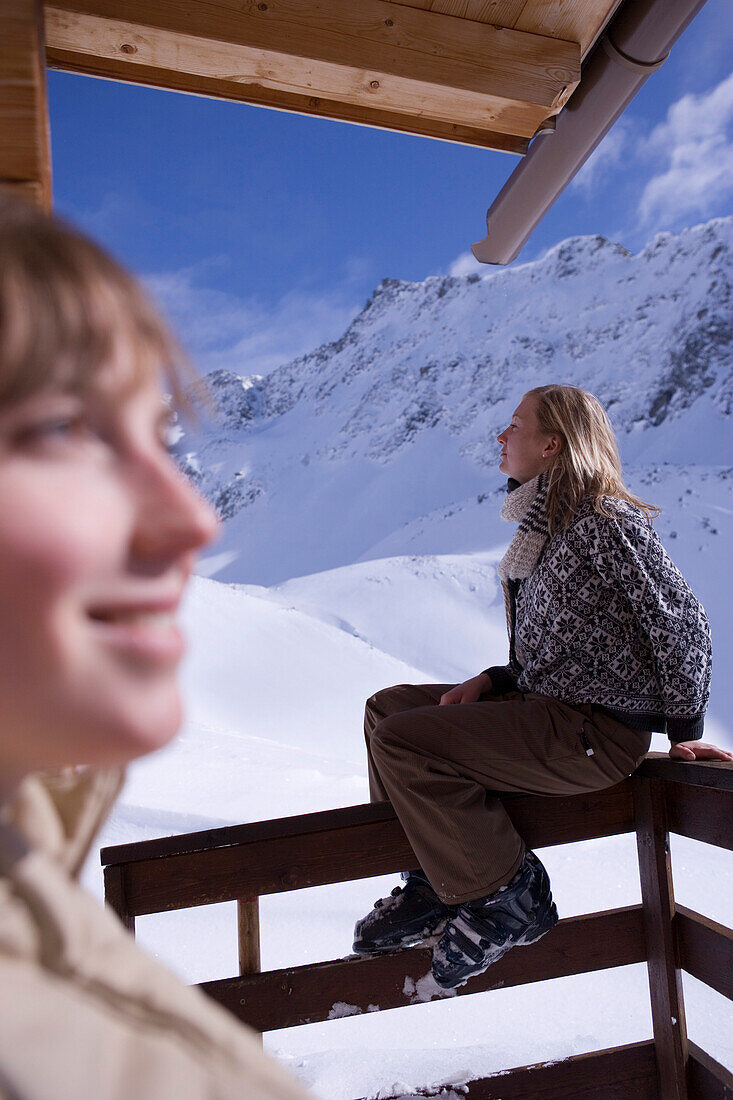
[
  {"left": 101, "top": 780, "right": 634, "bottom": 867},
  {"left": 100, "top": 754, "right": 732, "bottom": 871},
  {"left": 102, "top": 781, "right": 633, "bottom": 917},
  {"left": 636, "top": 752, "right": 733, "bottom": 790}
]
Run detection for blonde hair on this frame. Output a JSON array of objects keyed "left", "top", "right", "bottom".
[
  {"left": 526, "top": 384, "right": 659, "bottom": 534},
  {"left": 0, "top": 195, "right": 192, "bottom": 408}
]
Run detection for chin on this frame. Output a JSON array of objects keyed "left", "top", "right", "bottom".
[{"left": 79, "top": 687, "right": 184, "bottom": 767}]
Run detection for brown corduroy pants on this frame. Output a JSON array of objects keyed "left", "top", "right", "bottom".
[{"left": 365, "top": 683, "right": 651, "bottom": 905}]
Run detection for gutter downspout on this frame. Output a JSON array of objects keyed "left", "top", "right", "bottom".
[{"left": 472, "top": 0, "right": 709, "bottom": 266}]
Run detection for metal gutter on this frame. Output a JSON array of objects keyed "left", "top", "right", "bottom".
[{"left": 472, "top": 0, "right": 709, "bottom": 265}]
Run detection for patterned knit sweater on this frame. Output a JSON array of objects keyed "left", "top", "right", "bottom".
[{"left": 486, "top": 483, "right": 712, "bottom": 742}]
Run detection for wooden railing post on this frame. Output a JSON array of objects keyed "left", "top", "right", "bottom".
[
  {"left": 237, "top": 896, "right": 262, "bottom": 1042},
  {"left": 238, "top": 896, "right": 261, "bottom": 975},
  {"left": 633, "top": 774, "right": 688, "bottom": 1099},
  {"left": 104, "top": 863, "right": 136, "bottom": 935}
]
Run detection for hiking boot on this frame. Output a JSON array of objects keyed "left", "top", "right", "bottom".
[
  {"left": 431, "top": 849, "right": 559, "bottom": 989},
  {"left": 353, "top": 869, "right": 456, "bottom": 956}
]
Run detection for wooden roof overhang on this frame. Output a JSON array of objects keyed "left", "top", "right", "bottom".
[
  {"left": 41, "top": 1, "right": 621, "bottom": 153},
  {"left": 0, "top": 0, "right": 709, "bottom": 262},
  {"left": 1, "top": 1, "right": 619, "bottom": 204}
]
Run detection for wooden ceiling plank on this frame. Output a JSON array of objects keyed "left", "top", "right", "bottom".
[
  {"left": 392, "top": 0, "right": 621, "bottom": 60},
  {"left": 0, "top": 0, "right": 52, "bottom": 209},
  {"left": 44, "top": 0, "right": 579, "bottom": 109},
  {"left": 382, "top": 1, "right": 433, "bottom": 11},
  {"left": 46, "top": 46, "right": 531, "bottom": 153},
  {"left": 422, "top": 1, "right": 522, "bottom": 22},
  {"left": 45, "top": 7, "right": 567, "bottom": 136},
  {"left": 514, "top": 0, "right": 623, "bottom": 58}
]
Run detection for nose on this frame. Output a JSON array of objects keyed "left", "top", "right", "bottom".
[
  {"left": 497, "top": 428, "right": 507, "bottom": 444},
  {"left": 131, "top": 450, "right": 219, "bottom": 563}
]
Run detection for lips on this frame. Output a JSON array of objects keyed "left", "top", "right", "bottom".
[
  {"left": 87, "top": 599, "right": 185, "bottom": 667},
  {"left": 89, "top": 607, "right": 176, "bottom": 626}
]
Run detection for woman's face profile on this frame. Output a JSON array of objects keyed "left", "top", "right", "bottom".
[
  {"left": 497, "top": 394, "right": 556, "bottom": 484},
  {"left": 0, "top": 356, "right": 217, "bottom": 788}
]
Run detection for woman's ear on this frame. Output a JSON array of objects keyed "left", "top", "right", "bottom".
[{"left": 543, "top": 434, "right": 562, "bottom": 458}]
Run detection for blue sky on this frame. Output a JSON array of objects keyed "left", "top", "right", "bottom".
[{"left": 49, "top": 1, "right": 733, "bottom": 378}]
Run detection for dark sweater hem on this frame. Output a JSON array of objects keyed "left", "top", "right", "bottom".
[
  {"left": 480, "top": 671, "right": 705, "bottom": 743},
  {"left": 596, "top": 706, "right": 704, "bottom": 742}
]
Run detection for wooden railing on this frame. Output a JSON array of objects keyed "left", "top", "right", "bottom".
[{"left": 101, "top": 753, "right": 733, "bottom": 1099}]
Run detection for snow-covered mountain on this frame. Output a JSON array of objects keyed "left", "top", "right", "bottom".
[{"left": 177, "top": 216, "right": 732, "bottom": 587}]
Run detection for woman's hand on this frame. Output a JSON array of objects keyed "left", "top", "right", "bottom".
[
  {"left": 439, "top": 673, "right": 492, "bottom": 706},
  {"left": 669, "top": 740, "right": 733, "bottom": 762}
]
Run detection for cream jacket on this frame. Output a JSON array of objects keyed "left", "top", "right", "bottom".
[{"left": 0, "top": 769, "right": 311, "bottom": 1100}]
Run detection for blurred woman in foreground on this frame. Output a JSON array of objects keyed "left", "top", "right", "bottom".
[{"left": 0, "top": 196, "right": 310, "bottom": 1100}]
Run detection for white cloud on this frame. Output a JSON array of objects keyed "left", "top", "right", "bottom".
[
  {"left": 571, "top": 121, "right": 630, "bottom": 193},
  {"left": 447, "top": 250, "right": 485, "bottom": 277},
  {"left": 145, "top": 263, "right": 364, "bottom": 378},
  {"left": 638, "top": 72, "right": 733, "bottom": 227}
]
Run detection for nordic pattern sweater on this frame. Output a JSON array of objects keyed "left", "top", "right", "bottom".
[{"left": 486, "top": 497, "right": 711, "bottom": 742}]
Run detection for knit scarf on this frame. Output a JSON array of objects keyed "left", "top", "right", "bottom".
[{"left": 497, "top": 471, "right": 550, "bottom": 583}]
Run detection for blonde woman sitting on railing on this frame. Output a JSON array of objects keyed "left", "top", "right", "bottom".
[{"left": 353, "top": 384, "right": 731, "bottom": 990}]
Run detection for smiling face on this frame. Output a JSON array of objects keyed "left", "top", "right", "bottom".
[
  {"left": 0, "top": 360, "right": 217, "bottom": 794},
  {"left": 497, "top": 394, "right": 561, "bottom": 484}
]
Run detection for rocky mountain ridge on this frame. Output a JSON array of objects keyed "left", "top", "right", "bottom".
[{"left": 176, "top": 216, "right": 732, "bottom": 585}]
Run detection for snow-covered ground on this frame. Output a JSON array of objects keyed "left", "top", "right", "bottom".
[{"left": 83, "top": 218, "right": 732, "bottom": 1097}]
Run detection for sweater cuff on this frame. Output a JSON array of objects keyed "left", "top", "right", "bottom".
[
  {"left": 482, "top": 665, "right": 519, "bottom": 695},
  {"left": 666, "top": 715, "right": 705, "bottom": 743}
]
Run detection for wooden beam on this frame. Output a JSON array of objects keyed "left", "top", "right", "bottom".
[
  {"left": 103, "top": 863, "right": 135, "bottom": 933},
  {"left": 637, "top": 753, "right": 733, "bottom": 792},
  {"left": 44, "top": 0, "right": 579, "bottom": 138},
  {"left": 675, "top": 905, "right": 733, "bottom": 1004},
  {"left": 634, "top": 775, "right": 689, "bottom": 1100},
  {"left": 43, "top": 48, "right": 529, "bottom": 154},
  {"left": 687, "top": 1041, "right": 733, "bottom": 1100},
  {"left": 102, "top": 782, "right": 633, "bottom": 867},
  {"left": 665, "top": 781, "right": 733, "bottom": 852},
  {"left": 201, "top": 905, "right": 645, "bottom": 1032},
  {"left": 0, "top": 179, "right": 47, "bottom": 205},
  {"left": 514, "top": 0, "right": 624, "bottom": 60},
  {"left": 399, "top": 1, "right": 622, "bottom": 60},
  {"left": 237, "top": 895, "right": 262, "bottom": 1044},
  {"left": 0, "top": 0, "right": 52, "bottom": 209},
  {"left": 237, "top": 897, "right": 261, "bottom": 978},
  {"left": 355, "top": 1040, "right": 659, "bottom": 1100}
]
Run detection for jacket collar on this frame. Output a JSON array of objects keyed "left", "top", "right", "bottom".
[{"left": 0, "top": 767, "right": 124, "bottom": 879}]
